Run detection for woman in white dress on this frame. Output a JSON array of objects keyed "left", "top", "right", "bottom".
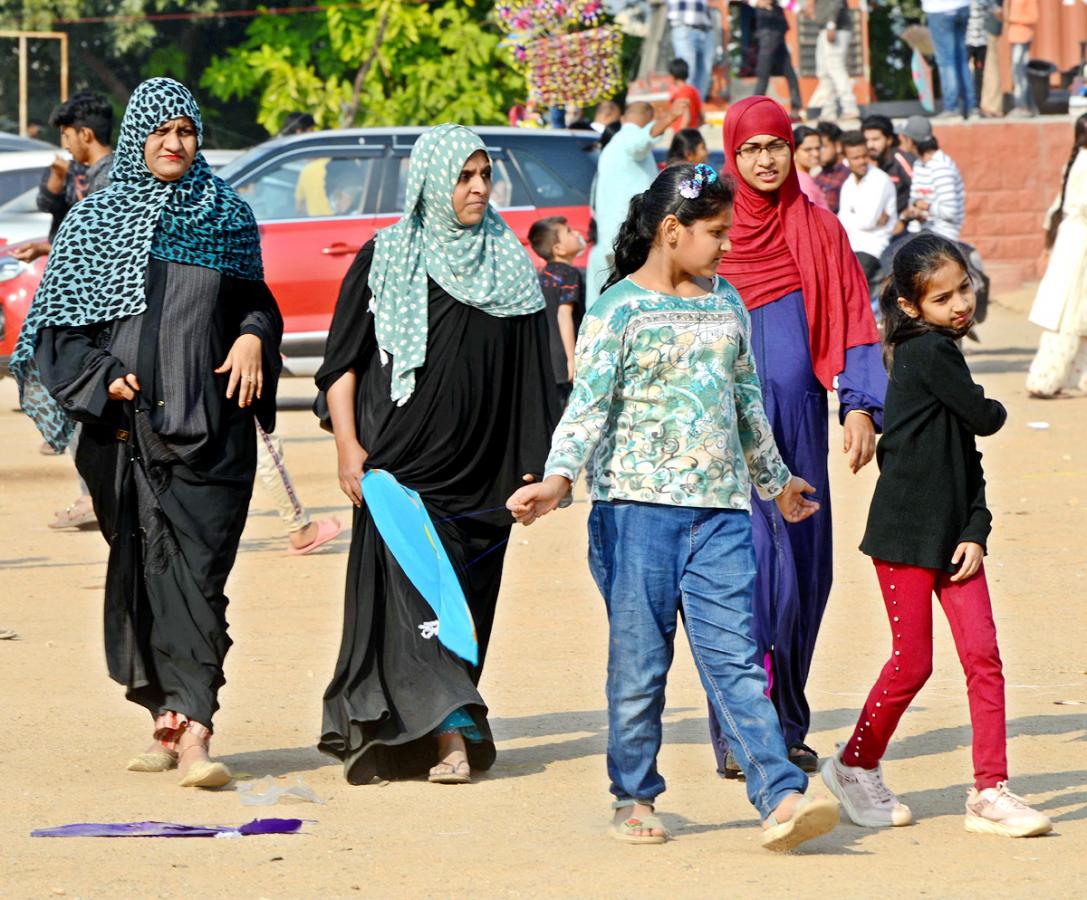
[{"left": 1027, "top": 114, "right": 1087, "bottom": 398}]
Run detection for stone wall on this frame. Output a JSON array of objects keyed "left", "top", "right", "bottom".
[{"left": 935, "top": 118, "right": 1075, "bottom": 287}]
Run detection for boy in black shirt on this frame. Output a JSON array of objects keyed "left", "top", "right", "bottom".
[{"left": 528, "top": 216, "right": 586, "bottom": 402}]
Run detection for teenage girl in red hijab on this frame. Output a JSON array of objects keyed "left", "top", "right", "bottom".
[{"left": 709, "top": 96, "right": 886, "bottom": 779}]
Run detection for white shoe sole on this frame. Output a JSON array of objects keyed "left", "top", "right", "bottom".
[
  {"left": 820, "top": 759, "right": 912, "bottom": 828},
  {"left": 965, "top": 814, "right": 1053, "bottom": 838}
]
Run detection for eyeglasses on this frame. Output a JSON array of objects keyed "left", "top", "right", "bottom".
[{"left": 736, "top": 140, "right": 791, "bottom": 162}]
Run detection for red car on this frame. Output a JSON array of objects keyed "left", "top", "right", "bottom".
[{"left": 0, "top": 127, "right": 598, "bottom": 377}]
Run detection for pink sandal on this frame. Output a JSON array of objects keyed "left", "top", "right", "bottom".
[{"left": 287, "top": 517, "right": 343, "bottom": 556}]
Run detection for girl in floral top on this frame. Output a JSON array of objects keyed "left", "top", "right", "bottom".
[{"left": 507, "top": 164, "right": 840, "bottom": 850}]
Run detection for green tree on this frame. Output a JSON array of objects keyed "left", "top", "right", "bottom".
[
  {"left": 202, "top": 0, "right": 524, "bottom": 135},
  {"left": 0, "top": 0, "right": 260, "bottom": 144},
  {"left": 868, "top": 0, "right": 925, "bottom": 102}
]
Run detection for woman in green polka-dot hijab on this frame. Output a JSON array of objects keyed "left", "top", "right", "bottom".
[
  {"left": 314, "top": 123, "right": 563, "bottom": 787},
  {"left": 368, "top": 122, "right": 545, "bottom": 405}
]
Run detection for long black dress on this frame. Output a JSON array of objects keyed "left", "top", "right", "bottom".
[
  {"left": 35, "top": 258, "right": 282, "bottom": 729},
  {"left": 315, "top": 241, "right": 562, "bottom": 784}
]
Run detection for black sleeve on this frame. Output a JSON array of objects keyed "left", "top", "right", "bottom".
[
  {"left": 922, "top": 336, "right": 1007, "bottom": 436},
  {"left": 34, "top": 323, "right": 127, "bottom": 423},
  {"left": 314, "top": 239, "right": 378, "bottom": 394},
  {"left": 235, "top": 278, "right": 284, "bottom": 433},
  {"left": 958, "top": 461, "right": 993, "bottom": 549},
  {"left": 35, "top": 168, "right": 68, "bottom": 217}
]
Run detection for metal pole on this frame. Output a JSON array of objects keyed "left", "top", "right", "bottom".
[
  {"left": 18, "top": 33, "right": 27, "bottom": 136},
  {"left": 60, "top": 31, "right": 69, "bottom": 101}
]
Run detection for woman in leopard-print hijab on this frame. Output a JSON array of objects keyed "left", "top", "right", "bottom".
[{"left": 14, "top": 78, "right": 282, "bottom": 789}]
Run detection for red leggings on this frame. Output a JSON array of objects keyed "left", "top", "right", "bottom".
[{"left": 843, "top": 560, "right": 1007, "bottom": 790}]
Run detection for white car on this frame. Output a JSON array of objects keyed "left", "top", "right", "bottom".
[
  {"left": 0, "top": 151, "right": 61, "bottom": 206},
  {"left": 0, "top": 148, "right": 242, "bottom": 247}
]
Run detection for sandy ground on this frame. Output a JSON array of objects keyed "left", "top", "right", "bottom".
[{"left": 1, "top": 286, "right": 1085, "bottom": 899}]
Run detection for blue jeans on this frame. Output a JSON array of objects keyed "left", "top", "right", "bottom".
[
  {"left": 1011, "top": 43, "right": 1033, "bottom": 110},
  {"left": 588, "top": 500, "right": 808, "bottom": 820},
  {"left": 670, "top": 23, "right": 715, "bottom": 98},
  {"left": 928, "top": 7, "right": 975, "bottom": 114}
]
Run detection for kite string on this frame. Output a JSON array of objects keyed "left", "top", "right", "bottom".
[
  {"left": 462, "top": 537, "right": 511, "bottom": 570},
  {"left": 438, "top": 505, "right": 511, "bottom": 524}
]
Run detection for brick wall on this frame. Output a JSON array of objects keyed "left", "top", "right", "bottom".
[{"left": 935, "top": 118, "right": 1075, "bottom": 285}]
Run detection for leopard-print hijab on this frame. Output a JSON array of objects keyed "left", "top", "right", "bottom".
[{"left": 11, "top": 77, "right": 264, "bottom": 451}]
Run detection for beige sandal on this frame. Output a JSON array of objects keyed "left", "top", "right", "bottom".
[
  {"left": 611, "top": 800, "right": 669, "bottom": 844},
  {"left": 428, "top": 759, "right": 471, "bottom": 784},
  {"left": 179, "top": 760, "right": 233, "bottom": 788},
  {"left": 127, "top": 749, "right": 178, "bottom": 772},
  {"left": 177, "top": 741, "right": 232, "bottom": 788},
  {"left": 761, "top": 794, "right": 840, "bottom": 852}
]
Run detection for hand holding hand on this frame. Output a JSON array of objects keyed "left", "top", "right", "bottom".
[
  {"left": 843, "top": 410, "right": 876, "bottom": 473},
  {"left": 337, "top": 440, "right": 368, "bottom": 507},
  {"left": 774, "top": 476, "right": 820, "bottom": 523},
  {"left": 506, "top": 475, "right": 570, "bottom": 526},
  {"left": 214, "top": 333, "right": 263, "bottom": 407},
  {"left": 107, "top": 373, "right": 141, "bottom": 401},
  {"left": 950, "top": 541, "right": 984, "bottom": 582}
]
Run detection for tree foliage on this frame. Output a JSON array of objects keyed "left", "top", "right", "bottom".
[
  {"left": 202, "top": 0, "right": 524, "bottom": 135},
  {"left": 868, "top": 0, "right": 925, "bottom": 102},
  {"left": 0, "top": 0, "right": 259, "bottom": 144}
]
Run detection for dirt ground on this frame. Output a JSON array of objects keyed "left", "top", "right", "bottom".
[{"left": 1, "top": 286, "right": 1085, "bottom": 899}]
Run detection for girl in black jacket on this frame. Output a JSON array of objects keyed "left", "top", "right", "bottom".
[{"left": 820, "top": 234, "right": 1052, "bottom": 838}]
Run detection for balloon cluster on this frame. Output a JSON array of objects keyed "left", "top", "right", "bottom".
[
  {"left": 494, "top": 0, "right": 604, "bottom": 39},
  {"left": 495, "top": 2, "right": 621, "bottom": 108},
  {"left": 519, "top": 27, "right": 623, "bottom": 107}
]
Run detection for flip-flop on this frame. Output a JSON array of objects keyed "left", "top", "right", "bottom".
[
  {"left": 0, "top": 629, "right": 19, "bottom": 640},
  {"left": 286, "top": 517, "right": 343, "bottom": 556},
  {"left": 48, "top": 503, "right": 97, "bottom": 530},
  {"left": 761, "top": 794, "right": 840, "bottom": 852},
  {"left": 611, "top": 801, "right": 669, "bottom": 844},
  {"left": 428, "top": 760, "right": 471, "bottom": 784},
  {"left": 788, "top": 742, "right": 820, "bottom": 773}
]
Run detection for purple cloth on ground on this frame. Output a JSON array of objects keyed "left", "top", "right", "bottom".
[
  {"left": 31, "top": 818, "right": 303, "bottom": 838},
  {"left": 709, "top": 289, "right": 886, "bottom": 767}
]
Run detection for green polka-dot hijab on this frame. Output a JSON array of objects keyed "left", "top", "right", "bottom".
[{"left": 368, "top": 123, "right": 545, "bottom": 405}]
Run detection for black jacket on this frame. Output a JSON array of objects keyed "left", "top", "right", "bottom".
[{"left": 860, "top": 331, "right": 1006, "bottom": 572}]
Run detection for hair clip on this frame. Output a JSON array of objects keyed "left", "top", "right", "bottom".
[{"left": 678, "top": 163, "right": 719, "bottom": 200}]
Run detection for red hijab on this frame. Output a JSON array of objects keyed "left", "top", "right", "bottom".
[{"left": 717, "top": 96, "right": 878, "bottom": 389}]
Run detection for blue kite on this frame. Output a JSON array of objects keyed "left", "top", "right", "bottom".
[{"left": 360, "top": 469, "right": 479, "bottom": 665}]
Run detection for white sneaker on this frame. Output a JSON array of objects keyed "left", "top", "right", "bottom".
[
  {"left": 820, "top": 750, "right": 913, "bottom": 828},
  {"left": 965, "top": 782, "right": 1053, "bottom": 838}
]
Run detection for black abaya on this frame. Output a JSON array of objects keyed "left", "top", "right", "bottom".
[
  {"left": 315, "top": 241, "right": 561, "bottom": 784},
  {"left": 35, "top": 258, "right": 282, "bottom": 729}
]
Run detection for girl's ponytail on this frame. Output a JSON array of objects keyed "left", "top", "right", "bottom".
[
  {"left": 1044, "top": 113, "right": 1087, "bottom": 250},
  {"left": 600, "top": 163, "right": 734, "bottom": 296},
  {"left": 603, "top": 193, "right": 652, "bottom": 293}
]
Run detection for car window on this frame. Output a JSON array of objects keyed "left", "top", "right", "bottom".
[
  {"left": 234, "top": 151, "right": 378, "bottom": 221},
  {"left": 512, "top": 150, "right": 583, "bottom": 207},
  {"left": 383, "top": 154, "right": 516, "bottom": 215},
  {"left": 0, "top": 169, "right": 44, "bottom": 206},
  {"left": 0, "top": 186, "right": 39, "bottom": 214}
]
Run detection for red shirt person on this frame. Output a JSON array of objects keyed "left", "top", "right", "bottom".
[{"left": 668, "top": 58, "right": 703, "bottom": 131}]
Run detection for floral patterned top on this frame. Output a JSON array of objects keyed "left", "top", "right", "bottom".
[{"left": 544, "top": 276, "right": 792, "bottom": 510}]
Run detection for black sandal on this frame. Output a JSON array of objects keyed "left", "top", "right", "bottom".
[
  {"left": 788, "top": 742, "right": 820, "bottom": 773},
  {"left": 721, "top": 748, "right": 746, "bottom": 781}
]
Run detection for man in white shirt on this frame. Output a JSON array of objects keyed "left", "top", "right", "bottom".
[{"left": 837, "top": 130, "right": 897, "bottom": 285}]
